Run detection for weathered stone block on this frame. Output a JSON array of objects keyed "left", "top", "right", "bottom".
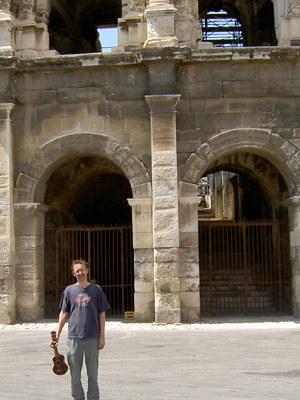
[
  {"left": 16, "top": 90, "right": 57, "bottom": 105},
  {"left": 179, "top": 248, "right": 199, "bottom": 263},
  {"left": 180, "top": 291, "right": 200, "bottom": 309},
  {"left": 155, "top": 262, "right": 179, "bottom": 279},
  {"left": 0, "top": 294, "right": 15, "bottom": 323},
  {"left": 16, "top": 292, "right": 40, "bottom": 321},
  {"left": 153, "top": 194, "right": 177, "bottom": 210},
  {"left": 0, "top": 236, "right": 10, "bottom": 251},
  {"left": 180, "top": 278, "right": 199, "bottom": 292},
  {"left": 0, "top": 217, "right": 9, "bottom": 236},
  {"left": 16, "top": 265, "right": 35, "bottom": 280},
  {"left": 154, "top": 247, "right": 178, "bottom": 263},
  {"left": 0, "top": 274, "right": 15, "bottom": 292},
  {"left": 0, "top": 264, "right": 13, "bottom": 279},
  {"left": 156, "top": 292, "right": 180, "bottom": 309},
  {"left": 152, "top": 166, "right": 177, "bottom": 182},
  {"left": 105, "top": 116, "right": 126, "bottom": 133},
  {"left": 155, "top": 277, "right": 180, "bottom": 293},
  {"left": 58, "top": 87, "right": 102, "bottom": 104},
  {"left": 155, "top": 308, "right": 181, "bottom": 324},
  {"left": 179, "top": 232, "right": 198, "bottom": 247},
  {"left": 0, "top": 249, "right": 11, "bottom": 264},
  {"left": 42, "top": 118, "right": 63, "bottom": 136},
  {"left": 179, "top": 262, "right": 199, "bottom": 279},
  {"left": 16, "top": 279, "right": 35, "bottom": 294},
  {"left": 134, "top": 262, "right": 154, "bottom": 281},
  {"left": 135, "top": 281, "right": 154, "bottom": 292},
  {"left": 133, "top": 232, "right": 153, "bottom": 249},
  {"left": 151, "top": 138, "right": 176, "bottom": 152},
  {"left": 134, "top": 292, "right": 155, "bottom": 309},
  {"left": 152, "top": 150, "right": 177, "bottom": 168},
  {"left": 152, "top": 179, "right": 177, "bottom": 198},
  {"left": 134, "top": 248, "right": 154, "bottom": 263},
  {"left": 126, "top": 116, "right": 150, "bottom": 138},
  {"left": 153, "top": 209, "right": 178, "bottom": 233}
]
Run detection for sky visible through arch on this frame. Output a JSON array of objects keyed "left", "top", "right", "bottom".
[{"left": 98, "top": 28, "right": 118, "bottom": 52}]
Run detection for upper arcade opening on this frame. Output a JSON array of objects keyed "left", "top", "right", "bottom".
[
  {"left": 49, "top": 0, "right": 121, "bottom": 54},
  {"left": 47, "top": 0, "right": 278, "bottom": 54},
  {"left": 199, "top": 0, "right": 277, "bottom": 47}
]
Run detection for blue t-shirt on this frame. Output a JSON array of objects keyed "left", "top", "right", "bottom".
[{"left": 59, "top": 283, "right": 110, "bottom": 339}]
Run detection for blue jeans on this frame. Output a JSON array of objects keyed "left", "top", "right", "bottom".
[{"left": 67, "top": 338, "right": 99, "bottom": 400}]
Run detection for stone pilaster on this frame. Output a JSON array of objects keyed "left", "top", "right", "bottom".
[
  {"left": 146, "top": 94, "right": 181, "bottom": 323},
  {"left": 144, "top": 0, "right": 178, "bottom": 47},
  {"left": 179, "top": 195, "right": 200, "bottom": 321},
  {"left": 128, "top": 198, "right": 154, "bottom": 321},
  {"left": 0, "top": 0, "right": 14, "bottom": 55},
  {"left": 0, "top": 103, "right": 15, "bottom": 323},
  {"left": 285, "top": 196, "right": 300, "bottom": 315},
  {"left": 272, "top": 0, "right": 300, "bottom": 46},
  {"left": 14, "top": 203, "right": 48, "bottom": 321},
  {"left": 14, "top": 0, "right": 52, "bottom": 58},
  {"left": 117, "top": 14, "right": 147, "bottom": 50},
  {"left": 122, "top": 0, "right": 146, "bottom": 16}
]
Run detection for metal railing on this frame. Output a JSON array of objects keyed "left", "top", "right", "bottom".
[
  {"left": 45, "top": 226, "right": 134, "bottom": 318},
  {"left": 199, "top": 221, "right": 291, "bottom": 317}
]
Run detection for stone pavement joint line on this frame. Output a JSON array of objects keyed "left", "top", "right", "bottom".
[{"left": 1, "top": 318, "right": 300, "bottom": 331}]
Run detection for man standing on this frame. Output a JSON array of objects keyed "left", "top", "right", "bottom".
[{"left": 51, "top": 259, "right": 110, "bottom": 400}]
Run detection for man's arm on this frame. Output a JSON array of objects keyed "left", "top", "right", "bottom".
[
  {"left": 56, "top": 310, "right": 69, "bottom": 343},
  {"left": 98, "top": 311, "right": 106, "bottom": 350}
]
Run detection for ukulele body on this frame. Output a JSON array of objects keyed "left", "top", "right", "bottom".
[
  {"left": 52, "top": 353, "right": 68, "bottom": 375},
  {"left": 51, "top": 331, "right": 68, "bottom": 375}
]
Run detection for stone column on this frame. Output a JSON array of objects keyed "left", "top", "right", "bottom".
[
  {"left": 285, "top": 196, "right": 300, "bottom": 315},
  {"left": 14, "top": 203, "right": 48, "bottom": 321},
  {"left": 0, "top": 103, "right": 15, "bottom": 323},
  {"left": 179, "top": 193, "right": 201, "bottom": 321},
  {"left": 144, "top": 0, "right": 178, "bottom": 47},
  {"left": 173, "top": 0, "right": 202, "bottom": 44},
  {"left": 128, "top": 198, "right": 154, "bottom": 321},
  {"left": 0, "top": 0, "right": 14, "bottom": 55},
  {"left": 146, "top": 94, "right": 181, "bottom": 323}
]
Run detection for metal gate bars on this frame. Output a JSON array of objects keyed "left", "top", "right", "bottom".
[
  {"left": 44, "top": 226, "right": 134, "bottom": 318},
  {"left": 199, "top": 221, "right": 291, "bottom": 317}
]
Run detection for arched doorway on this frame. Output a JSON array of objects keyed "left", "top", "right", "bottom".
[
  {"left": 197, "top": 152, "right": 291, "bottom": 317},
  {"left": 44, "top": 156, "right": 134, "bottom": 318}
]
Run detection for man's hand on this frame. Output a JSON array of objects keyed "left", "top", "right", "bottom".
[
  {"left": 98, "top": 336, "right": 105, "bottom": 350},
  {"left": 49, "top": 338, "right": 58, "bottom": 349}
]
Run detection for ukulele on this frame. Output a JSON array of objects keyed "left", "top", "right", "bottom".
[{"left": 50, "top": 331, "right": 68, "bottom": 375}]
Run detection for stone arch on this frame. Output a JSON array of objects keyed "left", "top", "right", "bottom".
[
  {"left": 15, "top": 132, "right": 151, "bottom": 204},
  {"left": 180, "top": 128, "right": 300, "bottom": 198}
]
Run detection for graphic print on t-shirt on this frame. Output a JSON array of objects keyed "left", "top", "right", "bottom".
[{"left": 75, "top": 292, "right": 91, "bottom": 307}]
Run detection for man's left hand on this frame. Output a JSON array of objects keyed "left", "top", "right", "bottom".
[{"left": 98, "top": 336, "right": 105, "bottom": 350}]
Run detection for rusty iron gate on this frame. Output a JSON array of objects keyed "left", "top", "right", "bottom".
[
  {"left": 45, "top": 226, "right": 134, "bottom": 318},
  {"left": 199, "top": 221, "right": 291, "bottom": 317}
]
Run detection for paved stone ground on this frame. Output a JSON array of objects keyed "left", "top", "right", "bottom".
[{"left": 1, "top": 317, "right": 300, "bottom": 399}]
